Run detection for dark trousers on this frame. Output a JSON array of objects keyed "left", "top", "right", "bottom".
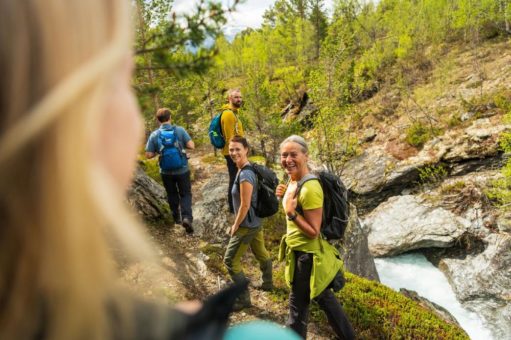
[
  {"left": 161, "top": 171, "right": 192, "bottom": 222},
  {"left": 287, "top": 251, "right": 355, "bottom": 340},
  {"left": 224, "top": 155, "right": 237, "bottom": 213}
]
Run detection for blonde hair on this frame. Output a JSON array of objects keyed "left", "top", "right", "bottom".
[
  {"left": 227, "top": 88, "right": 241, "bottom": 100},
  {"left": 0, "top": 0, "right": 152, "bottom": 339}
]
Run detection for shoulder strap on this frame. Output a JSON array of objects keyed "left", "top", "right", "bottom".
[
  {"left": 294, "top": 173, "right": 319, "bottom": 198},
  {"left": 295, "top": 173, "right": 320, "bottom": 214}
]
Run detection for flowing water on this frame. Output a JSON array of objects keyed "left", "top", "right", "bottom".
[{"left": 374, "top": 253, "right": 493, "bottom": 340}]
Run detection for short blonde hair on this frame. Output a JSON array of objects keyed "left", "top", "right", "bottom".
[
  {"left": 227, "top": 88, "right": 241, "bottom": 100},
  {"left": 0, "top": 1, "right": 150, "bottom": 339}
]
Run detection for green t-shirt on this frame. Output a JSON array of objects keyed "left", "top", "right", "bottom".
[{"left": 285, "top": 179, "right": 323, "bottom": 250}]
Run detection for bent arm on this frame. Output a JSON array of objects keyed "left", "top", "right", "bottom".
[{"left": 292, "top": 207, "right": 322, "bottom": 239}]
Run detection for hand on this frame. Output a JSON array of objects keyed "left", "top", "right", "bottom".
[
  {"left": 230, "top": 224, "right": 238, "bottom": 236},
  {"left": 284, "top": 184, "right": 298, "bottom": 215},
  {"left": 275, "top": 183, "right": 288, "bottom": 200},
  {"left": 174, "top": 300, "right": 202, "bottom": 314}
]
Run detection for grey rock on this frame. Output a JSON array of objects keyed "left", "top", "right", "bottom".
[
  {"left": 461, "top": 111, "right": 476, "bottom": 121},
  {"left": 399, "top": 288, "right": 462, "bottom": 327},
  {"left": 497, "top": 214, "right": 511, "bottom": 233},
  {"left": 192, "top": 172, "right": 231, "bottom": 241},
  {"left": 127, "top": 166, "right": 172, "bottom": 224},
  {"left": 334, "top": 204, "right": 380, "bottom": 281},
  {"left": 440, "top": 234, "right": 511, "bottom": 338},
  {"left": 343, "top": 119, "right": 509, "bottom": 214},
  {"left": 364, "top": 195, "right": 467, "bottom": 257},
  {"left": 361, "top": 128, "right": 377, "bottom": 143}
]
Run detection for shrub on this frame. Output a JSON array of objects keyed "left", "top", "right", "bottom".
[
  {"left": 418, "top": 164, "right": 448, "bottom": 185},
  {"left": 405, "top": 122, "right": 441, "bottom": 148},
  {"left": 338, "top": 273, "right": 469, "bottom": 339},
  {"left": 139, "top": 158, "right": 163, "bottom": 185}
]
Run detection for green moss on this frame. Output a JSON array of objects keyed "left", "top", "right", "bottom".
[
  {"left": 338, "top": 273, "right": 469, "bottom": 339},
  {"left": 200, "top": 242, "right": 229, "bottom": 276},
  {"left": 440, "top": 180, "right": 466, "bottom": 194},
  {"left": 405, "top": 122, "right": 442, "bottom": 148},
  {"left": 201, "top": 153, "right": 225, "bottom": 165},
  {"left": 139, "top": 158, "right": 163, "bottom": 185}
]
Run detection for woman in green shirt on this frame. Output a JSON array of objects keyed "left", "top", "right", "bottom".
[{"left": 276, "top": 135, "right": 355, "bottom": 339}]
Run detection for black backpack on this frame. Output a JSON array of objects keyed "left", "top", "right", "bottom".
[
  {"left": 296, "top": 171, "right": 349, "bottom": 240},
  {"left": 241, "top": 163, "right": 279, "bottom": 218}
]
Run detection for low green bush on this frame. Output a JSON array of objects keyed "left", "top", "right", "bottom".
[
  {"left": 405, "top": 122, "right": 441, "bottom": 148},
  {"left": 338, "top": 273, "right": 469, "bottom": 339}
]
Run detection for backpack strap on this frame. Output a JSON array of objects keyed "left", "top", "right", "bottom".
[{"left": 294, "top": 173, "right": 319, "bottom": 212}]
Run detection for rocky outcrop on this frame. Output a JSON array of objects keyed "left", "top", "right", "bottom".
[
  {"left": 192, "top": 172, "right": 231, "bottom": 241},
  {"left": 399, "top": 288, "right": 461, "bottom": 327},
  {"left": 363, "top": 195, "right": 469, "bottom": 257},
  {"left": 335, "top": 204, "right": 380, "bottom": 281},
  {"left": 440, "top": 233, "right": 511, "bottom": 338},
  {"left": 127, "top": 166, "right": 172, "bottom": 224},
  {"left": 343, "top": 118, "right": 508, "bottom": 214}
]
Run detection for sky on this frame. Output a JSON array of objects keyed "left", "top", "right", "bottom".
[{"left": 172, "top": 0, "right": 335, "bottom": 32}]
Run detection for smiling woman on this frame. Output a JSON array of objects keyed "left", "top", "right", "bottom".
[{"left": 276, "top": 135, "right": 355, "bottom": 339}]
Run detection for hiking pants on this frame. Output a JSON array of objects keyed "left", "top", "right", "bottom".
[
  {"left": 223, "top": 226, "right": 270, "bottom": 278},
  {"left": 224, "top": 155, "right": 237, "bottom": 213},
  {"left": 161, "top": 171, "right": 192, "bottom": 222},
  {"left": 287, "top": 251, "right": 355, "bottom": 340}
]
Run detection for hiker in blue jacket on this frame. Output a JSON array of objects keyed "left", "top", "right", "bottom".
[{"left": 146, "top": 108, "right": 195, "bottom": 233}]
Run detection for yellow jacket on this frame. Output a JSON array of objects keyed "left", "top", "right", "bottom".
[{"left": 220, "top": 103, "right": 244, "bottom": 155}]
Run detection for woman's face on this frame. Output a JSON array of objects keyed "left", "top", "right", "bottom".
[
  {"left": 280, "top": 141, "right": 308, "bottom": 180},
  {"left": 96, "top": 57, "right": 143, "bottom": 189},
  {"left": 229, "top": 141, "right": 248, "bottom": 166}
]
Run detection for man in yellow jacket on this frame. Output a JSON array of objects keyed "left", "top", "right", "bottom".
[{"left": 221, "top": 88, "right": 245, "bottom": 213}]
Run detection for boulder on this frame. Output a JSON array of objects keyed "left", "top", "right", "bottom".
[
  {"left": 127, "top": 166, "right": 172, "bottom": 224},
  {"left": 192, "top": 172, "right": 231, "bottom": 241},
  {"left": 363, "top": 195, "right": 468, "bottom": 257},
  {"left": 440, "top": 233, "right": 511, "bottom": 338},
  {"left": 335, "top": 204, "right": 380, "bottom": 281},
  {"left": 399, "top": 288, "right": 461, "bottom": 327},
  {"left": 342, "top": 119, "right": 508, "bottom": 214}
]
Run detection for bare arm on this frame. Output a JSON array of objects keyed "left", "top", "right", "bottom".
[
  {"left": 186, "top": 140, "right": 195, "bottom": 149},
  {"left": 231, "top": 181, "right": 253, "bottom": 236},
  {"left": 294, "top": 207, "right": 322, "bottom": 238},
  {"left": 145, "top": 151, "right": 156, "bottom": 159}
]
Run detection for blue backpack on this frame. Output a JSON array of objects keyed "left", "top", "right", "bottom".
[
  {"left": 158, "top": 127, "right": 186, "bottom": 171},
  {"left": 208, "top": 112, "right": 225, "bottom": 149}
]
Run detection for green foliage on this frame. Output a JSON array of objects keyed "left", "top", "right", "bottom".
[
  {"left": 418, "top": 164, "right": 448, "bottom": 185},
  {"left": 440, "top": 180, "right": 467, "bottom": 195},
  {"left": 405, "top": 122, "right": 442, "bottom": 148},
  {"left": 339, "top": 273, "right": 469, "bottom": 339},
  {"left": 488, "top": 112, "right": 511, "bottom": 208},
  {"left": 139, "top": 158, "right": 163, "bottom": 185}
]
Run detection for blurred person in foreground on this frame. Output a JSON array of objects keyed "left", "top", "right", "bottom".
[{"left": 0, "top": 1, "right": 244, "bottom": 339}]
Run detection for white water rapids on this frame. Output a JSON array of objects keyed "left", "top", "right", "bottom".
[{"left": 374, "top": 253, "right": 493, "bottom": 340}]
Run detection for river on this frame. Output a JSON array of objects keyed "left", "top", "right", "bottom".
[{"left": 374, "top": 253, "right": 493, "bottom": 339}]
